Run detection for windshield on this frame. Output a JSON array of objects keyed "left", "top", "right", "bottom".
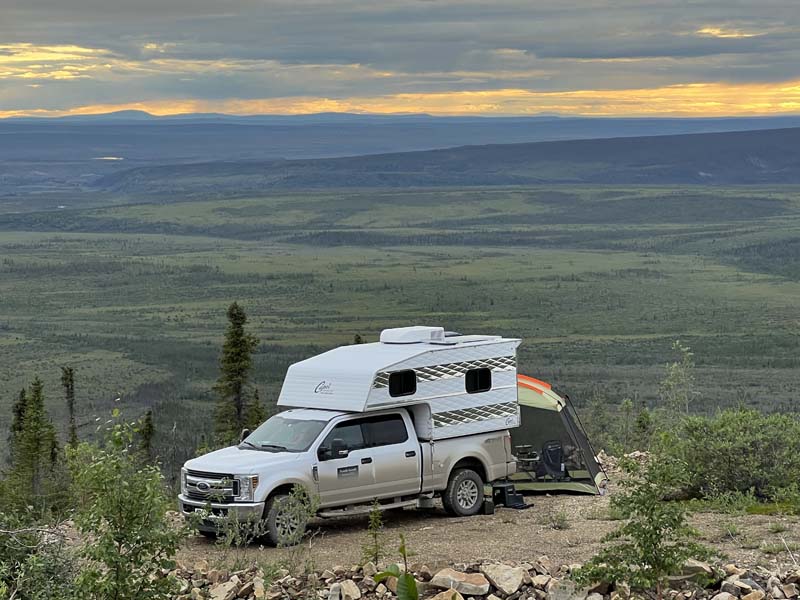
[{"left": 241, "top": 414, "right": 327, "bottom": 452}]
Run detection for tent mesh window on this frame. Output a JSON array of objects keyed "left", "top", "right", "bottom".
[
  {"left": 389, "top": 370, "right": 417, "bottom": 397},
  {"left": 465, "top": 368, "right": 492, "bottom": 394}
]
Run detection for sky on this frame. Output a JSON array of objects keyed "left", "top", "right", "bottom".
[{"left": 2, "top": 0, "right": 800, "bottom": 118}]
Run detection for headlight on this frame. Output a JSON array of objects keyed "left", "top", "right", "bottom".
[
  {"left": 180, "top": 468, "right": 188, "bottom": 495},
  {"left": 236, "top": 475, "right": 259, "bottom": 502}
]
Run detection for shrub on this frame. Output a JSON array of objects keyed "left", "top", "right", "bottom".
[
  {"left": 361, "top": 500, "right": 387, "bottom": 567},
  {"left": 69, "top": 411, "right": 186, "bottom": 600},
  {"left": 375, "top": 535, "right": 418, "bottom": 600},
  {"left": 572, "top": 449, "right": 710, "bottom": 600},
  {"left": 678, "top": 410, "right": 800, "bottom": 500}
]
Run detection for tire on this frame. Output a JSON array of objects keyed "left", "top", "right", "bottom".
[
  {"left": 264, "top": 494, "right": 308, "bottom": 547},
  {"left": 441, "top": 468, "right": 484, "bottom": 517}
]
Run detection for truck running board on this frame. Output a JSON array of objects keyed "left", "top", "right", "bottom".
[{"left": 319, "top": 498, "right": 419, "bottom": 518}]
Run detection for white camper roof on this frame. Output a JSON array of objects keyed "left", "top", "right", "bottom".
[{"left": 277, "top": 326, "right": 521, "bottom": 413}]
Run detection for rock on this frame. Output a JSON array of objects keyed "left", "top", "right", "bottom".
[
  {"left": 587, "top": 595, "right": 603, "bottom": 600},
  {"left": 547, "top": 580, "right": 585, "bottom": 600},
  {"left": 329, "top": 583, "right": 343, "bottom": 600},
  {"left": 683, "top": 560, "right": 713, "bottom": 578},
  {"left": 720, "top": 582, "right": 741, "bottom": 597},
  {"left": 711, "top": 593, "right": 737, "bottom": 600},
  {"left": 417, "top": 565, "right": 434, "bottom": 582},
  {"left": 322, "top": 571, "right": 336, "bottom": 581},
  {"left": 362, "top": 577, "right": 377, "bottom": 591},
  {"left": 774, "top": 587, "right": 786, "bottom": 599},
  {"left": 362, "top": 563, "right": 378, "bottom": 578},
  {"left": 375, "top": 584, "right": 387, "bottom": 596},
  {"left": 587, "top": 582, "right": 611, "bottom": 596},
  {"left": 481, "top": 564, "right": 526, "bottom": 596},
  {"left": 724, "top": 565, "right": 747, "bottom": 577},
  {"left": 537, "top": 557, "right": 553, "bottom": 575},
  {"left": 333, "top": 566, "right": 348, "bottom": 576},
  {"left": 431, "top": 569, "right": 491, "bottom": 596},
  {"left": 615, "top": 582, "right": 630, "bottom": 599},
  {"left": 340, "top": 580, "right": 362, "bottom": 600},
  {"left": 487, "top": 595, "right": 502, "bottom": 600},
  {"left": 210, "top": 581, "right": 239, "bottom": 600},
  {"left": 432, "top": 590, "right": 465, "bottom": 600},
  {"left": 741, "top": 592, "right": 764, "bottom": 600},
  {"left": 385, "top": 576, "right": 398, "bottom": 594},
  {"left": 253, "top": 577, "right": 266, "bottom": 600},
  {"left": 788, "top": 573, "right": 800, "bottom": 586},
  {"left": 532, "top": 575, "right": 551, "bottom": 589},
  {"left": 191, "top": 589, "right": 204, "bottom": 600},
  {"left": 238, "top": 581, "right": 255, "bottom": 598},
  {"left": 782, "top": 584, "right": 799, "bottom": 599}
]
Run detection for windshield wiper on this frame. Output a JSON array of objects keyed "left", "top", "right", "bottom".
[
  {"left": 260, "top": 443, "right": 289, "bottom": 452},
  {"left": 239, "top": 440, "right": 261, "bottom": 451}
]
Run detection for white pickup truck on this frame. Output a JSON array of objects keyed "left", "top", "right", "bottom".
[{"left": 180, "top": 326, "right": 521, "bottom": 545}]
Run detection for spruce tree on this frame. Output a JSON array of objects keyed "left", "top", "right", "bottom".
[
  {"left": 8, "top": 388, "right": 26, "bottom": 461},
  {"left": 138, "top": 409, "right": 155, "bottom": 462},
  {"left": 245, "top": 387, "right": 267, "bottom": 432},
  {"left": 8, "top": 378, "right": 61, "bottom": 510},
  {"left": 61, "top": 366, "right": 78, "bottom": 448},
  {"left": 214, "top": 302, "right": 259, "bottom": 443}
]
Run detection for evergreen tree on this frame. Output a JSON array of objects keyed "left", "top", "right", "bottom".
[
  {"left": 61, "top": 366, "right": 78, "bottom": 448},
  {"left": 244, "top": 387, "right": 267, "bottom": 432},
  {"left": 8, "top": 388, "right": 26, "bottom": 461},
  {"left": 7, "top": 378, "right": 61, "bottom": 511},
  {"left": 214, "top": 302, "right": 259, "bottom": 443},
  {"left": 138, "top": 409, "right": 155, "bottom": 462}
]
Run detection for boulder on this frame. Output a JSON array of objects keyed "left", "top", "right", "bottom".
[
  {"left": 481, "top": 564, "right": 526, "bottom": 596},
  {"left": 782, "top": 584, "right": 799, "bottom": 599},
  {"left": 683, "top": 560, "right": 714, "bottom": 578},
  {"left": 210, "top": 580, "right": 239, "bottom": 600},
  {"left": 362, "top": 563, "right": 378, "bottom": 578},
  {"left": 711, "top": 593, "right": 737, "bottom": 600},
  {"left": 340, "top": 580, "right": 362, "bottom": 600},
  {"left": 724, "top": 565, "right": 747, "bottom": 577},
  {"left": 431, "top": 569, "right": 491, "bottom": 596},
  {"left": 432, "top": 590, "right": 465, "bottom": 600},
  {"left": 720, "top": 582, "right": 741, "bottom": 597},
  {"left": 547, "top": 580, "right": 585, "bottom": 600},
  {"left": 741, "top": 592, "right": 765, "bottom": 600},
  {"left": 329, "top": 583, "right": 343, "bottom": 600},
  {"left": 532, "top": 575, "right": 552, "bottom": 589}
]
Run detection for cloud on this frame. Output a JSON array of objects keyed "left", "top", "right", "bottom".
[{"left": 1, "top": 1, "right": 800, "bottom": 116}]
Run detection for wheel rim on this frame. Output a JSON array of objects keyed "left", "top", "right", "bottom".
[
  {"left": 275, "top": 507, "right": 301, "bottom": 539},
  {"left": 456, "top": 479, "right": 479, "bottom": 509}
]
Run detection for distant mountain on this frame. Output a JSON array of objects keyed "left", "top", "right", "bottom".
[{"left": 94, "top": 127, "right": 800, "bottom": 194}]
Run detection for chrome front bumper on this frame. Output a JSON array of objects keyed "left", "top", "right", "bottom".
[{"left": 178, "top": 494, "right": 265, "bottom": 530}]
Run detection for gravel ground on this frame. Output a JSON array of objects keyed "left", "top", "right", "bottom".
[{"left": 178, "top": 491, "right": 800, "bottom": 573}]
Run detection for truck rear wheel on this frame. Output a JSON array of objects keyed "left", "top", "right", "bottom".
[
  {"left": 264, "top": 494, "right": 308, "bottom": 547},
  {"left": 442, "top": 468, "right": 484, "bottom": 517}
]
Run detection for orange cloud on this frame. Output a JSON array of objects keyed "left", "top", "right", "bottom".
[{"left": 5, "top": 79, "right": 800, "bottom": 119}]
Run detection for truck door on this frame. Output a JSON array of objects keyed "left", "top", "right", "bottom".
[
  {"left": 363, "top": 413, "right": 421, "bottom": 499},
  {"left": 315, "top": 418, "right": 375, "bottom": 507}
]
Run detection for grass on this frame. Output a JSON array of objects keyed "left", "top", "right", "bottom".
[{"left": 2, "top": 185, "right": 800, "bottom": 475}]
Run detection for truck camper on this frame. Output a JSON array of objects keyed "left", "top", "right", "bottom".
[{"left": 180, "top": 326, "right": 522, "bottom": 545}]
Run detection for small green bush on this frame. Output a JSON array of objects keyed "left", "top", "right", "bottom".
[
  {"left": 678, "top": 410, "right": 800, "bottom": 500},
  {"left": 572, "top": 449, "right": 710, "bottom": 600},
  {"left": 69, "top": 411, "right": 186, "bottom": 600}
]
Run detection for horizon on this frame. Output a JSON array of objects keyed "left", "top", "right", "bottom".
[{"left": 4, "top": 1, "right": 800, "bottom": 119}]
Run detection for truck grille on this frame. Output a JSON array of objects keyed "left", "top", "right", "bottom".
[{"left": 185, "top": 469, "right": 239, "bottom": 503}]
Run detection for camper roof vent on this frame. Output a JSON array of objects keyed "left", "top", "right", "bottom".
[{"left": 380, "top": 326, "right": 445, "bottom": 344}]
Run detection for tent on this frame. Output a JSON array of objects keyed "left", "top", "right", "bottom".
[{"left": 509, "top": 374, "right": 608, "bottom": 494}]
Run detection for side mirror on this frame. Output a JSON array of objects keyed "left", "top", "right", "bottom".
[
  {"left": 330, "top": 438, "right": 349, "bottom": 459},
  {"left": 239, "top": 428, "right": 251, "bottom": 443}
]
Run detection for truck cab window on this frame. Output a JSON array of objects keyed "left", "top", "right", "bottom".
[
  {"left": 465, "top": 368, "right": 492, "bottom": 394},
  {"left": 389, "top": 370, "right": 416, "bottom": 397},
  {"left": 322, "top": 420, "right": 365, "bottom": 452},
  {"left": 363, "top": 414, "right": 408, "bottom": 447}
]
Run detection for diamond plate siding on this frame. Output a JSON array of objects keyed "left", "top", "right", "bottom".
[
  {"left": 432, "top": 401, "right": 518, "bottom": 428},
  {"left": 373, "top": 355, "right": 516, "bottom": 389}
]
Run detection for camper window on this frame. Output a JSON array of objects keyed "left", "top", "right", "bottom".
[
  {"left": 389, "top": 370, "right": 417, "bottom": 397},
  {"left": 466, "top": 368, "right": 492, "bottom": 394}
]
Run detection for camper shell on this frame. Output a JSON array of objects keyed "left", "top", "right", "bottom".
[{"left": 277, "top": 326, "right": 522, "bottom": 440}]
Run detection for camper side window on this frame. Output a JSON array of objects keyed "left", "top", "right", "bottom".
[
  {"left": 465, "top": 368, "right": 492, "bottom": 394},
  {"left": 388, "top": 370, "right": 417, "bottom": 397}
]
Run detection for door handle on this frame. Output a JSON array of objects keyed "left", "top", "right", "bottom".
[
  {"left": 361, "top": 457, "right": 373, "bottom": 464},
  {"left": 405, "top": 451, "right": 416, "bottom": 458}
]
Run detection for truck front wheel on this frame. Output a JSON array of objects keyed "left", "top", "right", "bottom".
[
  {"left": 264, "top": 494, "right": 308, "bottom": 547},
  {"left": 442, "top": 468, "right": 484, "bottom": 517}
]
